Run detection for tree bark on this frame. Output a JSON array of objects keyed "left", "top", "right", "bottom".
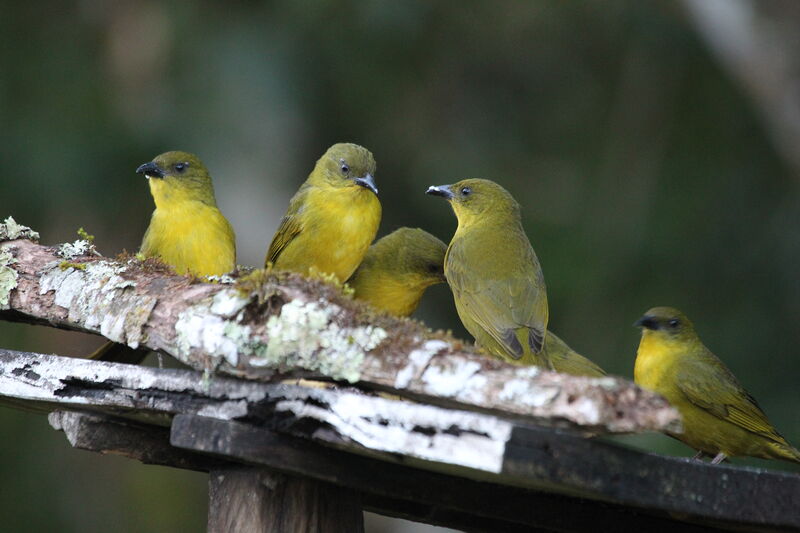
[{"left": 0, "top": 233, "right": 680, "bottom": 435}]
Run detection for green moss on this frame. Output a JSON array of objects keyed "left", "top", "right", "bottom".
[
  {"left": 59, "top": 260, "right": 87, "bottom": 271},
  {"left": 76, "top": 227, "right": 95, "bottom": 243}
]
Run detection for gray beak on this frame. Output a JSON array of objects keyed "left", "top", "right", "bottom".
[
  {"left": 634, "top": 316, "right": 659, "bottom": 330},
  {"left": 425, "top": 185, "right": 454, "bottom": 199},
  {"left": 136, "top": 161, "right": 166, "bottom": 179},
  {"left": 354, "top": 173, "right": 378, "bottom": 195}
]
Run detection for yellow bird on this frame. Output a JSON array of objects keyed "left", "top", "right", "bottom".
[
  {"left": 348, "top": 227, "right": 447, "bottom": 317},
  {"left": 427, "top": 179, "right": 550, "bottom": 368},
  {"left": 634, "top": 306, "right": 800, "bottom": 464},
  {"left": 137, "top": 151, "right": 236, "bottom": 277},
  {"left": 266, "top": 143, "right": 381, "bottom": 282},
  {"left": 347, "top": 224, "right": 605, "bottom": 376},
  {"left": 91, "top": 151, "right": 236, "bottom": 362}
]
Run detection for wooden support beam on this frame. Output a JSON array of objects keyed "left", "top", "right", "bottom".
[{"left": 208, "top": 469, "right": 363, "bottom": 533}]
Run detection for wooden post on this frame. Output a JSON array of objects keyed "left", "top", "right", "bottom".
[{"left": 208, "top": 468, "right": 364, "bottom": 533}]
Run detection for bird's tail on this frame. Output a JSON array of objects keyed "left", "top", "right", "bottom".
[
  {"left": 770, "top": 441, "right": 800, "bottom": 465},
  {"left": 88, "top": 341, "right": 150, "bottom": 364}
]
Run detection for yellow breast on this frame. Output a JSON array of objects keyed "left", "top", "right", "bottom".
[
  {"left": 141, "top": 198, "right": 236, "bottom": 277},
  {"left": 278, "top": 186, "right": 381, "bottom": 282},
  {"left": 633, "top": 332, "right": 676, "bottom": 392}
]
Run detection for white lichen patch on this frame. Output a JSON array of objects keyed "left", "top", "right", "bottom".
[
  {"left": 0, "top": 216, "right": 39, "bottom": 242},
  {"left": 254, "top": 299, "right": 387, "bottom": 383},
  {"left": 58, "top": 239, "right": 92, "bottom": 259},
  {"left": 499, "top": 380, "right": 560, "bottom": 409},
  {"left": 0, "top": 248, "right": 18, "bottom": 309},
  {"left": 175, "top": 307, "right": 245, "bottom": 367},
  {"left": 494, "top": 366, "right": 565, "bottom": 409},
  {"left": 210, "top": 290, "right": 249, "bottom": 317},
  {"left": 175, "top": 288, "right": 260, "bottom": 367},
  {"left": 38, "top": 260, "right": 152, "bottom": 347},
  {"left": 420, "top": 359, "right": 482, "bottom": 397},
  {"left": 395, "top": 339, "right": 448, "bottom": 389}
]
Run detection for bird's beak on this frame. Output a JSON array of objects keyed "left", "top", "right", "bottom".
[
  {"left": 426, "top": 185, "right": 454, "bottom": 199},
  {"left": 136, "top": 161, "right": 166, "bottom": 179},
  {"left": 634, "top": 316, "right": 659, "bottom": 330},
  {"left": 354, "top": 173, "right": 378, "bottom": 195}
]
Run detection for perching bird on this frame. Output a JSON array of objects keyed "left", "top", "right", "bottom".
[
  {"left": 347, "top": 225, "right": 605, "bottom": 376},
  {"left": 348, "top": 227, "right": 447, "bottom": 317},
  {"left": 266, "top": 143, "right": 381, "bottom": 282},
  {"left": 137, "top": 151, "right": 236, "bottom": 277},
  {"left": 427, "top": 179, "right": 550, "bottom": 368},
  {"left": 90, "top": 151, "right": 236, "bottom": 363},
  {"left": 546, "top": 331, "right": 606, "bottom": 377},
  {"left": 634, "top": 306, "right": 800, "bottom": 464}
]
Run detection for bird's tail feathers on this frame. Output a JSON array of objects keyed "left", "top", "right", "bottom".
[{"left": 771, "top": 441, "right": 800, "bottom": 465}]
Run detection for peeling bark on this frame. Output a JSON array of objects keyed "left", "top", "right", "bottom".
[{"left": 0, "top": 232, "right": 680, "bottom": 434}]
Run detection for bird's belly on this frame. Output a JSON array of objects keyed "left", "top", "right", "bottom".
[
  {"left": 309, "top": 214, "right": 373, "bottom": 280},
  {"left": 669, "top": 399, "right": 760, "bottom": 457},
  {"left": 143, "top": 207, "right": 234, "bottom": 277}
]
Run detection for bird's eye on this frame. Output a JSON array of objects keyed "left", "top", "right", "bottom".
[
  {"left": 460, "top": 186, "right": 472, "bottom": 196},
  {"left": 340, "top": 162, "right": 350, "bottom": 174},
  {"left": 427, "top": 263, "right": 441, "bottom": 274},
  {"left": 668, "top": 319, "right": 680, "bottom": 328},
  {"left": 175, "top": 162, "right": 189, "bottom": 173}
]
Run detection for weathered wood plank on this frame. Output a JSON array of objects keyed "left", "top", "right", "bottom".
[
  {"left": 172, "top": 415, "right": 793, "bottom": 532},
  {"left": 43, "top": 411, "right": 565, "bottom": 531},
  {"left": 0, "top": 348, "right": 668, "bottom": 476},
  {"left": 48, "top": 410, "right": 229, "bottom": 471},
  {"left": 208, "top": 469, "right": 363, "bottom": 533},
  {"left": 501, "top": 426, "right": 800, "bottom": 531},
  {"left": 0, "top": 349, "right": 515, "bottom": 474},
  {"left": 6, "top": 347, "right": 800, "bottom": 531},
  {"left": 0, "top": 236, "right": 679, "bottom": 434},
  {"left": 48, "top": 409, "right": 790, "bottom": 532},
  {"left": 6, "top": 347, "right": 800, "bottom": 530}
]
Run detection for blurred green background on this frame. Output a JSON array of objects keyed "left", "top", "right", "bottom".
[{"left": 2, "top": 1, "right": 799, "bottom": 531}]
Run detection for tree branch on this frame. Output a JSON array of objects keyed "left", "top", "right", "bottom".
[{"left": 0, "top": 222, "right": 679, "bottom": 434}]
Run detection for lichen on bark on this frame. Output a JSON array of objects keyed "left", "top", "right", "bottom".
[
  {"left": 0, "top": 249, "right": 17, "bottom": 309},
  {"left": 0, "top": 217, "right": 40, "bottom": 242}
]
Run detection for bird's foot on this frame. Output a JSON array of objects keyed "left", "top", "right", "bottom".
[{"left": 710, "top": 452, "right": 727, "bottom": 465}]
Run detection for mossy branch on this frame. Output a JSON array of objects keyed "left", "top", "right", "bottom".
[{"left": 0, "top": 220, "right": 680, "bottom": 435}]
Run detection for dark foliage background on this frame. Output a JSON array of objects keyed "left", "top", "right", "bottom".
[{"left": 2, "top": 2, "right": 798, "bottom": 531}]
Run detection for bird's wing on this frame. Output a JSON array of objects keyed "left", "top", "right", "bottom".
[
  {"left": 447, "top": 240, "right": 547, "bottom": 357},
  {"left": 676, "top": 358, "right": 787, "bottom": 442},
  {"left": 266, "top": 187, "right": 308, "bottom": 265}
]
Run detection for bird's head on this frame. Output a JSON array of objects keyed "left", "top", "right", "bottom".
[
  {"left": 137, "top": 151, "right": 216, "bottom": 206},
  {"left": 311, "top": 143, "right": 378, "bottom": 195},
  {"left": 375, "top": 227, "right": 447, "bottom": 286},
  {"left": 635, "top": 306, "right": 697, "bottom": 343},
  {"left": 426, "top": 178, "right": 520, "bottom": 227}
]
